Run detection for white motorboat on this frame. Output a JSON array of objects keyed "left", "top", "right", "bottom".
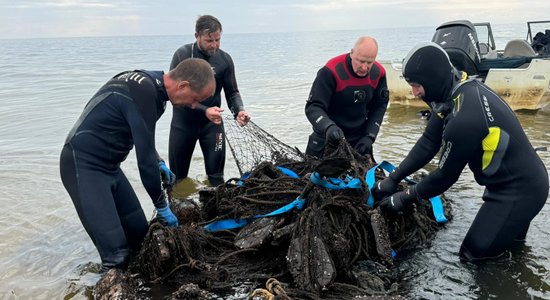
[{"left": 381, "top": 20, "right": 550, "bottom": 111}]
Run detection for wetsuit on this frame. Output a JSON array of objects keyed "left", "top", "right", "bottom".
[
  {"left": 392, "top": 79, "right": 548, "bottom": 260},
  {"left": 169, "top": 43, "right": 244, "bottom": 186},
  {"left": 60, "top": 70, "right": 169, "bottom": 269},
  {"left": 305, "top": 53, "right": 389, "bottom": 157}
]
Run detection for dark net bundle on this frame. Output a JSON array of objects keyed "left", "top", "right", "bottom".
[
  {"left": 94, "top": 119, "right": 453, "bottom": 300},
  {"left": 200, "top": 161, "right": 309, "bottom": 221}
]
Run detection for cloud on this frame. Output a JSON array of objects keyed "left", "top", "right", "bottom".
[
  {"left": 7, "top": 0, "right": 116, "bottom": 9},
  {"left": 1, "top": 0, "right": 549, "bottom": 39}
]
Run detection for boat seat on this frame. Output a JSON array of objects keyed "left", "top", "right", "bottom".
[
  {"left": 477, "top": 56, "right": 532, "bottom": 73},
  {"left": 503, "top": 39, "right": 537, "bottom": 57},
  {"left": 479, "top": 43, "right": 498, "bottom": 59}
]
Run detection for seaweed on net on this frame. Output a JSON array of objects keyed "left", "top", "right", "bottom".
[{"left": 96, "top": 120, "right": 452, "bottom": 300}]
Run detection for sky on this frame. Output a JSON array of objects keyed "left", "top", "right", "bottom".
[{"left": 1, "top": 0, "right": 549, "bottom": 39}]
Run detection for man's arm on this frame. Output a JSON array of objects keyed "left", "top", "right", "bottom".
[
  {"left": 414, "top": 92, "right": 486, "bottom": 199},
  {"left": 221, "top": 53, "right": 244, "bottom": 117},
  {"left": 364, "top": 74, "right": 390, "bottom": 141},
  {"left": 305, "top": 67, "right": 337, "bottom": 134},
  {"left": 122, "top": 81, "right": 166, "bottom": 208},
  {"left": 390, "top": 113, "right": 446, "bottom": 182}
]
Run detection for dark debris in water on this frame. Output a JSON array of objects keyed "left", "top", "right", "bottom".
[{"left": 94, "top": 141, "right": 452, "bottom": 300}]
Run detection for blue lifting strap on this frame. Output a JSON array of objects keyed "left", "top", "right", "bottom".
[
  {"left": 365, "top": 161, "right": 447, "bottom": 223},
  {"left": 309, "top": 172, "right": 362, "bottom": 190},
  {"left": 204, "top": 198, "right": 305, "bottom": 232},
  {"left": 204, "top": 168, "right": 360, "bottom": 232}
]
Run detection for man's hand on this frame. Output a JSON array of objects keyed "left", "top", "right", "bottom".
[
  {"left": 236, "top": 111, "right": 250, "bottom": 127},
  {"left": 159, "top": 161, "right": 176, "bottom": 185},
  {"left": 156, "top": 205, "right": 179, "bottom": 227},
  {"left": 371, "top": 176, "right": 398, "bottom": 201},
  {"left": 354, "top": 136, "right": 374, "bottom": 155},
  {"left": 325, "top": 125, "right": 344, "bottom": 146},
  {"left": 206, "top": 107, "right": 224, "bottom": 124},
  {"left": 376, "top": 188, "right": 418, "bottom": 215}
]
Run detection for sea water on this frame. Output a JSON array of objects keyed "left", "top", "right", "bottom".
[{"left": 1, "top": 24, "right": 550, "bottom": 299}]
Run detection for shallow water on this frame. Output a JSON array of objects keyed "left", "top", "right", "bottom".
[{"left": 1, "top": 24, "right": 549, "bottom": 299}]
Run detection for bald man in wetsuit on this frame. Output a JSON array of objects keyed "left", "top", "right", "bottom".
[
  {"left": 168, "top": 15, "right": 250, "bottom": 186},
  {"left": 372, "top": 42, "right": 548, "bottom": 261},
  {"left": 305, "top": 36, "right": 389, "bottom": 158},
  {"left": 60, "top": 58, "right": 215, "bottom": 271}
]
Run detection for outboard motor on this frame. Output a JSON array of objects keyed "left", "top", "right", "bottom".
[
  {"left": 432, "top": 20, "right": 481, "bottom": 75},
  {"left": 532, "top": 30, "right": 550, "bottom": 56}
]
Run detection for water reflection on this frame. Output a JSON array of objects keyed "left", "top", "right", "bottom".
[{"left": 470, "top": 245, "right": 550, "bottom": 299}]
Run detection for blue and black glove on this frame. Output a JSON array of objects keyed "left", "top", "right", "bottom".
[
  {"left": 371, "top": 176, "right": 399, "bottom": 201},
  {"left": 159, "top": 161, "right": 176, "bottom": 186},
  {"left": 354, "top": 136, "right": 374, "bottom": 156},
  {"left": 156, "top": 205, "right": 179, "bottom": 227},
  {"left": 325, "top": 124, "right": 344, "bottom": 146},
  {"left": 376, "top": 188, "right": 419, "bottom": 215}
]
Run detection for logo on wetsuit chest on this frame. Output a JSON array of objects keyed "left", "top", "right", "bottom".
[
  {"left": 354, "top": 90, "right": 367, "bottom": 103},
  {"left": 215, "top": 132, "right": 223, "bottom": 151}
]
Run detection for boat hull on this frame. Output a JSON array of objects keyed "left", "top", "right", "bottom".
[{"left": 380, "top": 58, "right": 550, "bottom": 111}]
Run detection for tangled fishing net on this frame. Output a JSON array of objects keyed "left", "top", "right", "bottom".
[{"left": 94, "top": 116, "right": 453, "bottom": 300}]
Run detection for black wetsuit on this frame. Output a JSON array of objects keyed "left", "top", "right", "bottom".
[
  {"left": 60, "top": 70, "right": 168, "bottom": 269},
  {"left": 393, "top": 79, "right": 548, "bottom": 260},
  {"left": 305, "top": 53, "right": 389, "bottom": 157},
  {"left": 168, "top": 43, "right": 244, "bottom": 186}
]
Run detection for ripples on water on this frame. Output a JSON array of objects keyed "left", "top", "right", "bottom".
[{"left": 1, "top": 24, "right": 549, "bottom": 299}]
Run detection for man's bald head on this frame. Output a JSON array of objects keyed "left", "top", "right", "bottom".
[{"left": 350, "top": 36, "right": 379, "bottom": 77}]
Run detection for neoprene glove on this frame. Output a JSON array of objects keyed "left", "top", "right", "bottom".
[
  {"left": 377, "top": 188, "right": 418, "bottom": 215},
  {"left": 159, "top": 161, "right": 176, "bottom": 185},
  {"left": 371, "top": 176, "right": 399, "bottom": 201},
  {"left": 354, "top": 136, "right": 374, "bottom": 155},
  {"left": 156, "top": 205, "right": 179, "bottom": 227},
  {"left": 325, "top": 125, "right": 344, "bottom": 146}
]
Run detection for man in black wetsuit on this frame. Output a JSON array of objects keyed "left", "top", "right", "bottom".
[
  {"left": 371, "top": 42, "right": 548, "bottom": 261},
  {"left": 169, "top": 15, "right": 250, "bottom": 186},
  {"left": 305, "top": 36, "right": 389, "bottom": 158},
  {"left": 60, "top": 58, "right": 215, "bottom": 271}
]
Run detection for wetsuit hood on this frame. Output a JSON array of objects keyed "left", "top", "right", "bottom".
[{"left": 402, "top": 42, "right": 457, "bottom": 104}]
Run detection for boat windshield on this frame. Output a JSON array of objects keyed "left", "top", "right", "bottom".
[{"left": 527, "top": 20, "right": 550, "bottom": 44}]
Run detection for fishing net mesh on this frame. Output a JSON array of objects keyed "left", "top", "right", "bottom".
[{"left": 223, "top": 114, "right": 305, "bottom": 176}]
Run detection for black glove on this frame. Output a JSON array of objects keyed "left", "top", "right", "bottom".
[
  {"left": 325, "top": 125, "right": 344, "bottom": 146},
  {"left": 377, "top": 188, "right": 418, "bottom": 215},
  {"left": 371, "top": 176, "right": 398, "bottom": 201},
  {"left": 354, "top": 136, "right": 374, "bottom": 155}
]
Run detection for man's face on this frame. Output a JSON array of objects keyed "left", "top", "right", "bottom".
[
  {"left": 409, "top": 82, "right": 425, "bottom": 98},
  {"left": 171, "top": 81, "right": 215, "bottom": 108},
  {"left": 196, "top": 30, "right": 221, "bottom": 56},
  {"left": 350, "top": 46, "right": 377, "bottom": 77}
]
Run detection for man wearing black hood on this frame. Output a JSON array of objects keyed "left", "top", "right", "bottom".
[
  {"left": 168, "top": 15, "right": 250, "bottom": 186},
  {"left": 371, "top": 42, "right": 548, "bottom": 261}
]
